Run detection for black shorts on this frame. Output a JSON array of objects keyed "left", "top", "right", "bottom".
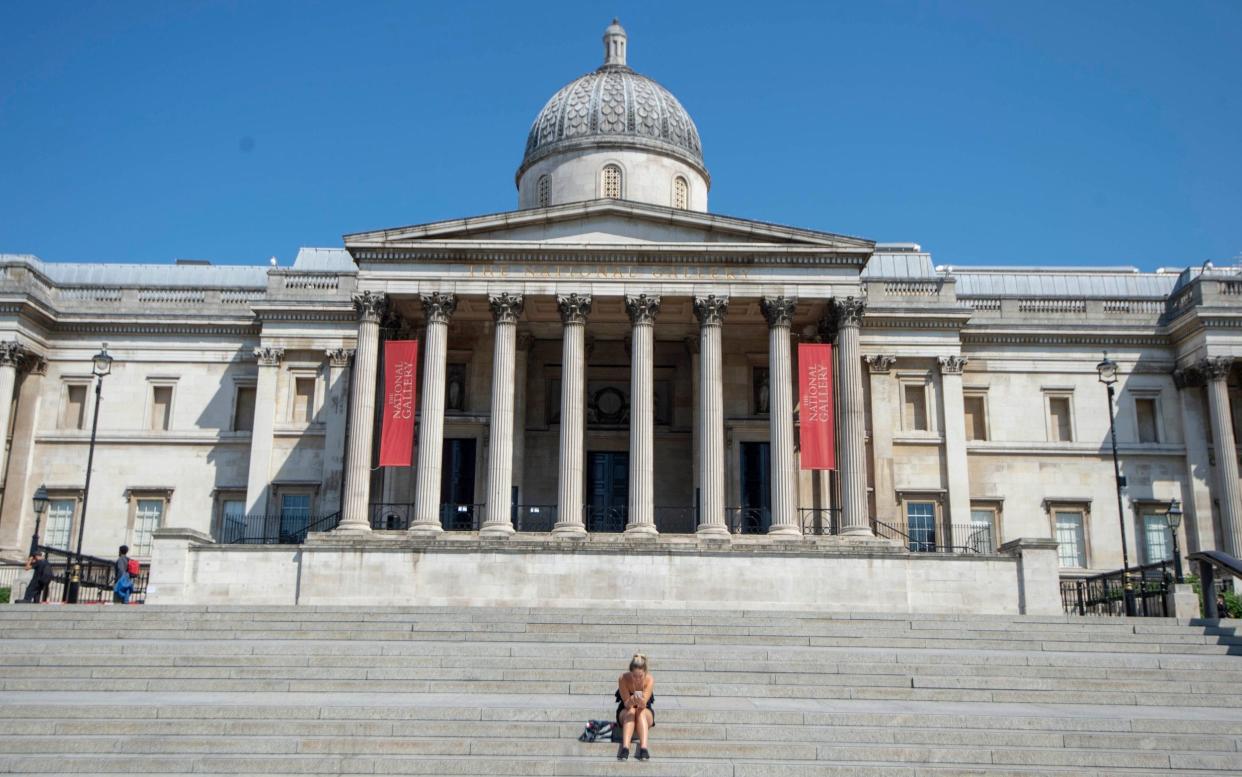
[{"left": 615, "top": 691, "right": 655, "bottom": 726}]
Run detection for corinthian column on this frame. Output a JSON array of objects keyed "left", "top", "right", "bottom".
[
  {"left": 320, "top": 348, "right": 354, "bottom": 515},
  {"left": 339, "top": 292, "right": 385, "bottom": 531},
  {"left": 834, "top": 296, "right": 871, "bottom": 536},
  {"left": 626, "top": 294, "right": 660, "bottom": 536},
  {"left": 761, "top": 297, "right": 799, "bottom": 537},
  {"left": 410, "top": 292, "right": 457, "bottom": 535},
  {"left": 482, "top": 293, "right": 523, "bottom": 538},
  {"left": 245, "top": 346, "right": 284, "bottom": 517},
  {"left": 1202, "top": 357, "right": 1242, "bottom": 556},
  {"left": 553, "top": 294, "right": 591, "bottom": 537},
  {"left": 0, "top": 342, "right": 27, "bottom": 481},
  {"left": 694, "top": 295, "right": 730, "bottom": 538}
]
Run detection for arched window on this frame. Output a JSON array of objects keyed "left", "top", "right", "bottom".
[
  {"left": 673, "top": 176, "right": 688, "bottom": 209},
  {"left": 602, "top": 164, "right": 622, "bottom": 199},
  {"left": 537, "top": 174, "right": 551, "bottom": 207}
]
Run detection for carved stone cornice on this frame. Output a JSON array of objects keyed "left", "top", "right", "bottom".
[
  {"left": 937, "top": 355, "right": 968, "bottom": 375},
  {"left": 865, "top": 355, "right": 897, "bottom": 374},
  {"left": 693, "top": 295, "right": 729, "bottom": 327},
  {"left": 254, "top": 346, "right": 285, "bottom": 367},
  {"left": 325, "top": 348, "right": 354, "bottom": 368},
  {"left": 516, "top": 332, "right": 535, "bottom": 352},
  {"left": 625, "top": 294, "right": 661, "bottom": 326},
  {"left": 488, "top": 293, "right": 525, "bottom": 324},
  {"left": 1199, "top": 356, "right": 1234, "bottom": 382},
  {"left": 761, "top": 296, "right": 797, "bottom": 328},
  {"left": 557, "top": 293, "right": 592, "bottom": 325},
  {"left": 420, "top": 292, "right": 457, "bottom": 325},
  {"left": 832, "top": 296, "right": 867, "bottom": 329},
  {"left": 352, "top": 291, "right": 388, "bottom": 324}
]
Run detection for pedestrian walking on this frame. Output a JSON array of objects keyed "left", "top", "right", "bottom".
[
  {"left": 113, "top": 545, "right": 134, "bottom": 604},
  {"left": 20, "top": 551, "right": 54, "bottom": 603}
]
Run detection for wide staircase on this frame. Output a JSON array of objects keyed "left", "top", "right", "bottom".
[{"left": 0, "top": 606, "right": 1239, "bottom": 776}]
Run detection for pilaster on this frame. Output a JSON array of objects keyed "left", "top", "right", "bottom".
[
  {"left": 244, "top": 346, "right": 284, "bottom": 516},
  {"left": 866, "top": 355, "right": 898, "bottom": 523},
  {"left": 938, "top": 355, "right": 971, "bottom": 532},
  {"left": 320, "top": 348, "right": 353, "bottom": 516}
]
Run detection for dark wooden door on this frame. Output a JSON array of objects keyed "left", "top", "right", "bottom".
[
  {"left": 440, "top": 438, "right": 477, "bottom": 530},
  {"left": 587, "top": 451, "right": 628, "bottom": 532},
  {"left": 739, "top": 442, "right": 771, "bottom": 533}
]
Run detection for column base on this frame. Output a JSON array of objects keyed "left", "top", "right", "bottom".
[
  {"left": 624, "top": 523, "right": 659, "bottom": 538},
  {"left": 551, "top": 523, "right": 587, "bottom": 539},
  {"left": 839, "top": 525, "right": 876, "bottom": 538},
  {"left": 695, "top": 524, "right": 732, "bottom": 541},
  {"left": 479, "top": 523, "right": 515, "bottom": 539},
  {"left": 407, "top": 522, "right": 443, "bottom": 538},
  {"left": 332, "top": 521, "right": 372, "bottom": 534},
  {"left": 767, "top": 524, "right": 803, "bottom": 541}
]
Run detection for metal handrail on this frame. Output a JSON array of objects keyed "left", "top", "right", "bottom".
[
  {"left": 1060, "top": 559, "right": 1175, "bottom": 617},
  {"left": 218, "top": 512, "right": 340, "bottom": 544},
  {"left": 870, "top": 518, "right": 995, "bottom": 554},
  {"left": 34, "top": 545, "right": 149, "bottom": 604}
]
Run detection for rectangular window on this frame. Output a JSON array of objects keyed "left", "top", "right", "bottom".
[
  {"left": 1142, "top": 512, "right": 1173, "bottom": 564},
  {"left": 44, "top": 499, "right": 75, "bottom": 549},
  {"left": 1055, "top": 510, "right": 1087, "bottom": 568},
  {"left": 1048, "top": 396, "right": 1073, "bottom": 442},
  {"left": 968, "top": 508, "right": 997, "bottom": 553},
  {"left": 219, "top": 498, "right": 246, "bottom": 543},
  {"left": 963, "top": 395, "right": 988, "bottom": 441},
  {"left": 903, "top": 384, "right": 928, "bottom": 431},
  {"left": 1135, "top": 398, "right": 1159, "bottom": 443},
  {"left": 150, "top": 386, "right": 173, "bottom": 431},
  {"left": 63, "top": 385, "right": 87, "bottom": 430},
  {"left": 292, "top": 377, "right": 315, "bottom": 424},
  {"left": 906, "top": 501, "right": 936, "bottom": 552},
  {"left": 278, "top": 493, "right": 312, "bottom": 543},
  {"left": 233, "top": 386, "right": 256, "bottom": 432},
  {"left": 131, "top": 499, "right": 163, "bottom": 557}
]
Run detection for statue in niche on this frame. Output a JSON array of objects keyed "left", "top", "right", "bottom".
[
  {"left": 754, "top": 367, "right": 770, "bottom": 415},
  {"left": 446, "top": 364, "right": 466, "bottom": 412}
]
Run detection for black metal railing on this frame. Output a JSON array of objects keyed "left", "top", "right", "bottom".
[
  {"left": 798, "top": 507, "right": 840, "bottom": 536},
  {"left": 1060, "top": 559, "right": 1175, "bottom": 617},
  {"left": 370, "top": 503, "right": 414, "bottom": 531},
  {"left": 1188, "top": 550, "right": 1241, "bottom": 619},
  {"left": 655, "top": 506, "right": 697, "bottom": 534},
  {"left": 218, "top": 512, "right": 341, "bottom": 544},
  {"left": 584, "top": 505, "right": 627, "bottom": 533},
  {"left": 439, "top": 503, "right": 483, "bottom": 531},
  {"left": 513, "top": 504, "right": 556, "bottom": 532},
  {"left": 871, "top": 519, "right": 996, "bottom": 554},
  {"left": 725, "top": 507, "right": 768, "bottom": 535},
  {"left": 34, "top": 545, "right": 149, "bottom": 604}
]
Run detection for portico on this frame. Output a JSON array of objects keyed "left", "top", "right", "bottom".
[{"left": 333, "top": 201, "right": 879, "bottom": 541}]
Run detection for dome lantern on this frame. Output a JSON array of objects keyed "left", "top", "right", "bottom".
[{"left": 602, "top": 18, "right": 627, "bottom": 68}]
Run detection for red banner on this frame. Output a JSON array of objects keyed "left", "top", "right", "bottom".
[
  {"left": 798, "top": 343, "right": 836, "bottom": 470},
  {"left": 379, "top": 340, "right": 419, "bottom": 467}
]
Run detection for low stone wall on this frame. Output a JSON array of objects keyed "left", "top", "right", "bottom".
[{"left": 147, "top": 529, "right": 1062, "bottom": 614}]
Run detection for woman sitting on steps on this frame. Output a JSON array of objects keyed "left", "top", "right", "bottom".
[{"left": 616, "top": 653, "right": 654, "bottom": 761}]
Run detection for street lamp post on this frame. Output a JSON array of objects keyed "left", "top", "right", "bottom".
[
  {"left": 29, "top": 484, "right": 49, "bottom": 558},
  {"left": 67, "top": 344, "right": 113, "bottom": 604},
  {"left": 1165, "top": 499, "right": 1184, "bottom": 584},
  {"left": 1096, "top": 352, "right": 1137, "bottom": 617}
]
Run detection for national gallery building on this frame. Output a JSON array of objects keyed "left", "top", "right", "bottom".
[{"left": 1, "top": 22, "right": 1238, "bottom": 611}]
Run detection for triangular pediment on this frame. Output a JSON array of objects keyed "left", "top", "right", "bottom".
[{"left": 343, "top": 199, "right": 874, "bottom": 254}]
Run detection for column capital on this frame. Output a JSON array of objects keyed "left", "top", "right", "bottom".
[
  {"left": 421, "top": 292, "right": 457, "bottom": 325},
  {"left": 693, "top": 294, "right": 730, "bottom": 326},
  {"left": 352, "top": 291, "right": 388, "bottom": 324},
  {"left": 832, "top": 296, "right": 867, "bottom": 329},
  {"left": 0, "top": 341, "right": 27, "bottom": 368},
  {"left": 761, "top": 296, "right": 797, "bottom": 328},
  {"left": 937, "top": 355, "right": 968, "bottom": 375},
  {"left": 488, "top": 293, "right": 525, "bottom": 324},
  {"left": 325, "top": 348, "right": 354, "bottom": 368},
  {"left": 1199, "top": 356, "right": 1234, "bottom": 382},
  {"left": 557, "top": 293, "right": 592, "bottom": 324},
  {"left": 625, "top": 294, "right": 661, "bottom": 325},
  {"left": 516, "top": 332, "right": 536, "bottom": 351},
  {"left": 865, "top": 354, "right": 897, "bottom": 374},
  {"left": 253, "top": 346, "right": 285, "bottom": 366}
]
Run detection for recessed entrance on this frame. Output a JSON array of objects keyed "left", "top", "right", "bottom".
[
  {"left": 739, "top": 441, "right": 771, "bottom": 534},
  {"left": 586, "top": 451, "right": 628, "bottom": 532},
  {"left": 440, "top": 438, "right": 477, "bottom": 530}
]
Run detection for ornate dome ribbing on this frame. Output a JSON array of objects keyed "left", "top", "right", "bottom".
[{"left": 517, "top": 21, "right": 706, "bottom": 180}]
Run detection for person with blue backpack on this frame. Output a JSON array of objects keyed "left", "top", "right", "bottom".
[{"left": 113, "top": 545, "right": 135, "bottom": 604}]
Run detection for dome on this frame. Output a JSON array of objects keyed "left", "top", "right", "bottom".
[{"left": 516, "top": 22, "right": 708, "bottom": 184}]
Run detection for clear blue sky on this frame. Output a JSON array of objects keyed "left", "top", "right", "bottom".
[{"left": 1, "top": 1, "right": 1238, "bottom": 270}]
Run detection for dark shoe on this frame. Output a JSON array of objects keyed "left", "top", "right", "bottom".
[
  {"left": 637, "top": 748, "right": 650, "bottom": 761},
  {"left": 617, "top": 746, "right": 629, "bottom": 761}
]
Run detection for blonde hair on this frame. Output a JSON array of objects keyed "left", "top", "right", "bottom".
[{"left": 629, "top": 653, "right": 648, "bottom": 671}]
